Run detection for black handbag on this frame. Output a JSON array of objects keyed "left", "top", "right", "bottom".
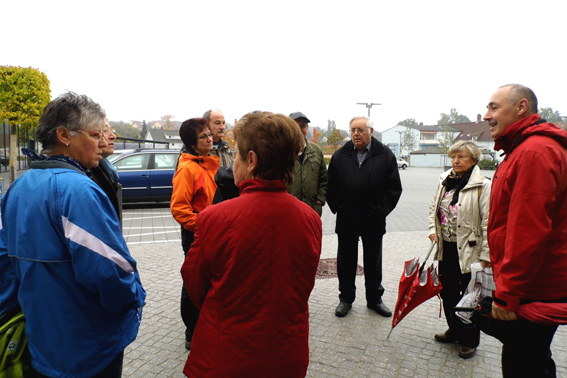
[{"left": 452, "top": 297, "right": 514, "bottom": 342}]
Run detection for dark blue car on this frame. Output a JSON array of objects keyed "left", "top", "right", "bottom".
[{"left": 109, "top": 149, "right": 180, "bottom": 202}]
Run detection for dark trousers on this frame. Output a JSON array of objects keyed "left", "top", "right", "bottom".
[
  {"left": 500, "top": 317, "right": 558, "bottom": 377},
  {"left": 31, "top": 352, "right": 124, "bottom": 378},
  {"left": 438, "top": 241, "right": 480, "bottom": 348},
  {"left": 337, "top": 231, "right": 384, "bottom": 305},
  {"left": 181, "top": 229, "right": 199, "bottom": 341}
]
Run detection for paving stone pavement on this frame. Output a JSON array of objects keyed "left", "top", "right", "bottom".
[
  {"left": 124, "top": 233, "right": 567, "bottom": 377},
  {"left": 114, "top": 168, "right": 567, "bottom": 377}
]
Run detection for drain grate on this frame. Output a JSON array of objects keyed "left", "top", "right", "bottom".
[{"left": 316, "top": 258, "right": 364, "bottom": 279}]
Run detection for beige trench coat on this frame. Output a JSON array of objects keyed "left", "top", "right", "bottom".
[{"left": 428, "top": 165, "right": 491, "bottom": 273}]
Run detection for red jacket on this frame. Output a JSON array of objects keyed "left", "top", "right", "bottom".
[
  {"left": 181, "top": 179, "right": 322, "bottom": 378},
  {"left": 488, "top": 114, "right": 567, "bottom": 312}
]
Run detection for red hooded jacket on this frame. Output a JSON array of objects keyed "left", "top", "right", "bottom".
[
  {"left": 181, "top": 179, "right": 322, "bottom": 377},
  {"left": 488, "top": 114, "right": 567, "bottom": 312}
]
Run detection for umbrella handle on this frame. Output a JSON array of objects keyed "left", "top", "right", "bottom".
[{"left": 419, "top": 241, "right": 436, "bottom": 275}]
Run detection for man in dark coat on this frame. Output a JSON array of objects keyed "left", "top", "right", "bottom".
[
  {"left": 327, "top": 116, "right": 402, "bottom": 318},
  {"left": 91, "top": 122, "right": 122, "bottom": 226}
]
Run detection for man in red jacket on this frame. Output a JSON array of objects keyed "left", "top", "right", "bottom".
[{"left": 484, "top": 84, "right": 567, "bottom": 378}]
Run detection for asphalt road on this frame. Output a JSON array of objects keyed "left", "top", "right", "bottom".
[{"left": 122, "top": 167, "right": 496, "bottom": 244}]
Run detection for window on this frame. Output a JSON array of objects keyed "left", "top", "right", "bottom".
[
  {"left": 154, "top": 153, "right": 178, "bottom": 169},
  {"left": 114, "top": 154, "right": 150, "bottom": 171}
]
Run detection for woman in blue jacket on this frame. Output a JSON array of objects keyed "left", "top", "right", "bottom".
[{"left": 0, "top": 92, "right": 146, "bottom": 378}]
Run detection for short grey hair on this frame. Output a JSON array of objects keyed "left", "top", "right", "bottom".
[
  {"left": 349, "top": 116, "right": 374, "bottom": 129},
  {"left": 203, "top": 109, "right": 223, "bottom": 122},
  {"left": 500, "top": 84, "right": 538, "bottom": 114},
  {"left": 37, "top": 92, "right": 106, "bottom": 153},
  {"left": 448, "top": 141, "right": 482, "bottom": 162}
]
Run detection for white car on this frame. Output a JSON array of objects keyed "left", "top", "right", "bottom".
[{"left": 397, "top": 158, "right": 409, "bottom": 170}]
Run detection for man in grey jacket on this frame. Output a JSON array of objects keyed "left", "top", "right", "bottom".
[{"left": 204, "top": 109, "right": 235, "bottom": 167}]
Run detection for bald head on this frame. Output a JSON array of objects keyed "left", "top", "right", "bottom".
[{"left": 500, "top": 84, "right": 538, "bottom": 114}]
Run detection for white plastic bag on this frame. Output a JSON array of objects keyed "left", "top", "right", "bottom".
[{"left": 454, "top": 262, "right": 495, "bottom": 324}]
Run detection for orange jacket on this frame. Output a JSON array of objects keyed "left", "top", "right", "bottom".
[{"left": 171, "top": 152, "right": 219, "bottom": 232}]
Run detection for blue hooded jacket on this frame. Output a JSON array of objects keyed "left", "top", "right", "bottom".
[{"left": 0, "top": 160, "right": 146, "bottom": 378}]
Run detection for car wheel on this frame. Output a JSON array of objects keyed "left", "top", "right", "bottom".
[{"left": 401, "top": 164, "right": 407, "bottom": 170}]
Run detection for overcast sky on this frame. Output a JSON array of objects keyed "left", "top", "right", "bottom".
[{"left": 3, "top": 0, "right": 566, "bottom": 132}]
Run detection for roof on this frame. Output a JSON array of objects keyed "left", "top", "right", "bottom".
[
  {"left": 449, "top": 121, "right": 492, "bottom": 142},
  {"left": 147, "top": 128, "right": 181, "bottom": 143},
  {"left": 401, "top": 121, "right": 492, "bottom": 142}
]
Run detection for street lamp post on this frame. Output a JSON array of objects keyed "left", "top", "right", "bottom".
[
  {"left": 395, "top": 130, "right": 403, "bottom": 157},
  {"left": 356, "top": 102, "right": 381, "bottom": 118}
]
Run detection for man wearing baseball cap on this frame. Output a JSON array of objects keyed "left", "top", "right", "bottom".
[{"left": 287, "top": 112, "right": 327, "bottom": 216}]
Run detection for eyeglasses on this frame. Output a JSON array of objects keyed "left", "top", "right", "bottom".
[
  {"left": 198, "top": 133, "right": 213, "bottom": 140},
  {"left": 101, "top": 128, "right": 115, "bottom": 135},
  {"left": 77, "top": 130, "right": 104, "bottom": 142},
  {"left": 450, "top": 155, "right": 472, "bottom": 161},
  {"left": 350, "top": 128, "right": 368, "bottom": 134}
]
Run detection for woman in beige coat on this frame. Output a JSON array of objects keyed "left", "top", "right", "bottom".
[{"left": 428, "top": 141, "right": 491, "bottom": 359}]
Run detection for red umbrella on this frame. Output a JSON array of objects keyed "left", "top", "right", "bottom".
[
  {"left": 388, "top": 242, "right": 442, "bottom": 338},
  {"left": 517, "top": 302, "right": 567, "bottom": 325}
]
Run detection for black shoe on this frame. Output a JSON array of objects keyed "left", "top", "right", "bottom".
[
  {"left": 185, "top": 340, "right": 191, "bottom": 350},
  {"left": 434, "top": 330, "right": 458, "bottom": 344},
  {"left": 367, "top": 302, "right": 392, "bottom": 317},
  {"left": 335, "top": 302, "right": 352, "bottom": 317}
]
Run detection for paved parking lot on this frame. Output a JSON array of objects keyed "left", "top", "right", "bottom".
[{"left": 120, "top": 167, "right": 567, "bottom": 377}]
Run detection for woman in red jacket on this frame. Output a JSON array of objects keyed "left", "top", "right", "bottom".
[
  {"left": 181, "top": 111, "right": 322, "bottom": 378},
  {"left": 171, "top": 118, "right": 219, "bottom": 350}
]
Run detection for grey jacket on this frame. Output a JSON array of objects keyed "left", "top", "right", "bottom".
[{"left": 210, "top": 139, "right": 235, "bottom": 168}]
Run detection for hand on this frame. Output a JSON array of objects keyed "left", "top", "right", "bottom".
[
  {"left": 429, "top": 234, "right": 437, "bottom": 243},
  {"left": 492, "top": 302, "right": 518, "bottom": 321}
]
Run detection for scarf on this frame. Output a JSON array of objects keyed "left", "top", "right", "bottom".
[
  {"left": 48, "top": 155, "right": 92, "bottom": 177},
  {"left": 442, "top": 166, "right": 474, "bottom": 206},
  {"left": 22, "top": 148, "right": 91, "bottom": 177}
]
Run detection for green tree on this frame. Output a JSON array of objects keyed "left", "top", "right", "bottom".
[
  {"left": 401, "top": 127, "right": 417, "bottom": 154},
  {"left": 110, "top": 121, "right": 141, "bottom": 139},
  {"left": 327, "top": 119, "right": 336, "bottom": 132},
  {"left": 397, "top": 118, "right": 423, "bottom": 127},
  {"left": 141, "top": 120, "right": 148, "bottom": 139},
  {"left": 540, "top": 107, "right": 563, "bottom": 123},
  {"left": 0, "top": 66, "right": 51, "bottom": 182},
  {"left": 0, "top": 66, "right": 51, "bottom": 129},
  {"left": 437, "top": 108, "right": 471, "bottom": 125},
  {"left": 327, "top": 129, "right": 343, "bottom": 151}
]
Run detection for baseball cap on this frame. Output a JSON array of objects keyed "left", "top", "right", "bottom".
[{"left": 289, "top": 112, "right": 310, "bottom": 123}]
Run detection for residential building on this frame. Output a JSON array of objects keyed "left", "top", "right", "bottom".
[
  {"left": 146, "top": 128, "right": 183, "bottom": 149},
  {"left": 380, "top": 116, "right": 497, "bottom": 168}
]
